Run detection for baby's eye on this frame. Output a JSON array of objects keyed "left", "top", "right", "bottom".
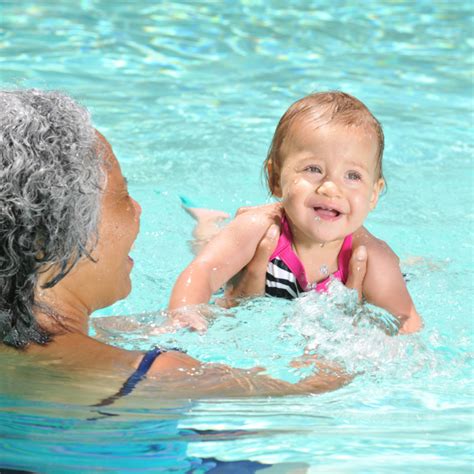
[
  {"left": 304, "top": 165, "right": 322, "bottom": 173},
  {"left": 346, "top": 171, "right": 362, "bottom": 181}
]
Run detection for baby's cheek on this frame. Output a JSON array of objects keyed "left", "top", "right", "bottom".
[
  {"left": 283, "top": 178, "right": 301, "bottom": 198},
  {"left": 352, "top": 194, "right": 372, "bottom": 214}
]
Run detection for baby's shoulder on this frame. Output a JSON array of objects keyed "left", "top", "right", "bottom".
[
  {"left": 352, "top": 227, "right": 399, "bottom": 264},
  {"left": 230, "top": 205, "right": 279, "bottom": 232}
]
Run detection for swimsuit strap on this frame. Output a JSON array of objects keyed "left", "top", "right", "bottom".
[
  {"left": 337, "top": 233, "right": 353, "bottom": 283},
  {"left": 271, "top": 215, "right": 353, "bottom": 292},
  {"left": 93, "top": 346, "right": 168, "bottom": 408},
  {"left": 269, "top": 214, "right": 293, "bottom": 261}
]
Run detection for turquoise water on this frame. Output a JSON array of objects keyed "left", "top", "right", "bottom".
[{"left": 1, "top": 1, "right": 473, "bottom": 472}]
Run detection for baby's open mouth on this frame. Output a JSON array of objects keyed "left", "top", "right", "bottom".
[{"left": 313, "top": 206, "right": 341, "bottom": 219}]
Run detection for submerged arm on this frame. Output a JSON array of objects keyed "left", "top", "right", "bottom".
[{"left": 147, "top": 350, "right": 351, "bottom": 397}]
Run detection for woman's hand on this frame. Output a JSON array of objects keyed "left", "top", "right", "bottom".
[
  {"left": 226, "top": 225, "right": 369, "bottom": 304},
  {"left": 221, "top": 203, "right": 282, "bottom": 304},
  {"left": 234, "top": 201, "right": 283, "bottom": 221},
  {"left": 345, "top": 245, "right": 368, "bottom": 302}
]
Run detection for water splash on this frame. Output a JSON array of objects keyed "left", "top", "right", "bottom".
[
  {"left": 93, "top": 281, "right": 471, "bottom": 388},
  {"left": 284, "top": 280, "right": 471, "bottom": 383}
]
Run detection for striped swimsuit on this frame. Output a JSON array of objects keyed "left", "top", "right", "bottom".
[{"left": 265, "top": 216, "right": 353, "bottom": 299}]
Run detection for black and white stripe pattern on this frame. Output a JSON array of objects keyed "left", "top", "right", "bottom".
[{"left": 265, "top": 257, "right": 304, "bottom": 300}]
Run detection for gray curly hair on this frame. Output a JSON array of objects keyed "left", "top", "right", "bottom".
[{"left": 0, "top": 89, "right": 105, "bottom": 348}]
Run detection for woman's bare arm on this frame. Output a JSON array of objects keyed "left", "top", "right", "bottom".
[{"left": 147, "top": 350, "right": 351, "bottom": 398}]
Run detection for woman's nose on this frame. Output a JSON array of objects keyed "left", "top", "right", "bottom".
[
  {"left": 132, "top": 198, "right": 142, "bottom": 219},
  {"left": 316, "top": 179, "right": 341, "bottom": 198}
]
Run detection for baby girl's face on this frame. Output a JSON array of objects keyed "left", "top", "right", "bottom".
[{"left": 273, "top": 119, "right": 384, "bottom": 246}]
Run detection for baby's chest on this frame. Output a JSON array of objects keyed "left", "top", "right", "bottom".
[{"left": 299, "top": 255, "right": 339, "bottom": 285}]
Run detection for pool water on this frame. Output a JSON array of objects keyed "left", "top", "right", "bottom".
[{"left": 1, "top": 1, "right": 473, "bottom": 472}]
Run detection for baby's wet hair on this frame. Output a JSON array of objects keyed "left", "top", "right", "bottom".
[{"left": 264, "top": 91, "right": 385, "bottom": 195}]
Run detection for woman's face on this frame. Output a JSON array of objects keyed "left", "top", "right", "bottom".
[
  {"left": 90, "top": 134, "right": 142, "bottom": 307},
  {"left": 60, "top": 133, "right": 142, "bottom": 312}
]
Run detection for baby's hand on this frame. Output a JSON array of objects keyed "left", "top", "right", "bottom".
[
  {"left": 397, "top": 312, "right": 423, "bottom": 334},
  {"left": 153, "top": 307, "right": 210, "bottom": 334}
]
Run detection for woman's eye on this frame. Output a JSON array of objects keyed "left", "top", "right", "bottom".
[{"left": 346, "top": 171, "right": 362, "bottom": 181}]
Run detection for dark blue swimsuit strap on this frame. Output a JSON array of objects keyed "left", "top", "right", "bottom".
[{"left": 93, "top": 346, "right": 165, "bottom": 407}]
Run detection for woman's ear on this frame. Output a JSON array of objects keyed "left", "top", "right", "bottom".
[
  {"left": 267, "top": 160, "right": 282, "bottom": 198},
  {"left": 369, "top": 178, "right": 385, "bottom": 210}
]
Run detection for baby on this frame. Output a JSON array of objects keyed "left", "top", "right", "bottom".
[{"left": 169, "top": 91, "right": 422, "bottom": 334}]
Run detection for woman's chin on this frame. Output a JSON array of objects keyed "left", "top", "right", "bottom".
[
  {"left": 121, "top": 278, "right": 133, "bottom": 300},
  {"left": 109, "top": 276, "right": 133, "bottom": 306}
]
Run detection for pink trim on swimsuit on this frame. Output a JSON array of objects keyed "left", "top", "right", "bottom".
[{"left": 269, "top": 215, "right": 353, "bottom": 293}]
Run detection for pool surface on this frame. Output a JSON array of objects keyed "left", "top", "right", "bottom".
[{"left": 1, "top": 1, "right": 473, "bottom": 472}]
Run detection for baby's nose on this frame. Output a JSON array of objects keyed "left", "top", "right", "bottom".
[{"left": 316, "top": 180, "right": 341, "bottom": 197}]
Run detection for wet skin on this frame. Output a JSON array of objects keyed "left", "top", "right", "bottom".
[{"left": 273, "top": 120, "right": 385, "bottom": 251}]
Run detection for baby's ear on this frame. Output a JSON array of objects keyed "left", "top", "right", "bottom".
[
  {"left": 369, "top": 178, "right": 385, "bottom": 209},
  {"left": 267, "top": 160, "right": 282, "bottom": 198}
]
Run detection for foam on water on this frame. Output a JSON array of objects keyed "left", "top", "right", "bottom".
[
  {"left": 288, "top": 282, "right": 471, "bottom": 384},
  {"left": 93, "top": 280, "right": 471, "bottom": 396}
]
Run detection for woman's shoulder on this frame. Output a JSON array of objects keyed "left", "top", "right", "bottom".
[
  {"left": 24, "top": 331, "right": 200, "bottom": 377},
  {"left": 25, "top": 331, "right": 141, "bottom": 373}
]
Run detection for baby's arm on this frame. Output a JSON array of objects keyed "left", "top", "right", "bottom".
[
  {"left": 355, "top": 229, "right": 423, "bottom": 334},
  {"left": 168, "top": 211, "right": 273, "bottom": 311}
]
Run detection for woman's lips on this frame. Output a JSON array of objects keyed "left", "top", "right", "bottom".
[
  {"left": 127, "top": 255, "right": 134, "bottom": 267},
  {"left": 313, "top": 206, "right": 342, "bottom": 220}
]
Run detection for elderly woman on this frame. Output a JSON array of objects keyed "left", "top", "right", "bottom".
[{"left": 0, "top": 89, "right": 366, "bottom": 401}]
